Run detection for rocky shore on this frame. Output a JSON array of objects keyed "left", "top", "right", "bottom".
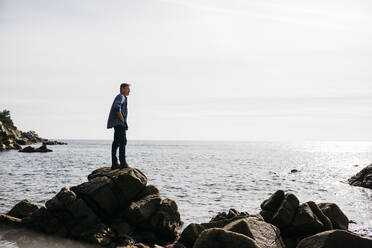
[
  {"left": 348, "top": 163, "right": 372, "bottom": 189},
  {"left": 0, "top": 110, "right": 46, "bottom": 151},
  {"left": 0, "top": 166, "right": 371, "bottom": 248},
  {"left": 0, "top": 167, "right": 182, "bottom": 247}
]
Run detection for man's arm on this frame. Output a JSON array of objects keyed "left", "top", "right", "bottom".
[{"left": 113, "top": 95, "right": 126, "bottom": 123}]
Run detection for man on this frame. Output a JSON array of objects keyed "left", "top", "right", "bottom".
[{"left": 107, "top": 83, "right": 130, "bottom": 169}]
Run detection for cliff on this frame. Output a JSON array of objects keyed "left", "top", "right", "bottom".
[{"left": 0, "top": 110, "right": 45, "bottom": 151}]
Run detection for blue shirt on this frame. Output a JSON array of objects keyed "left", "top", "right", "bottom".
[{"left": 107, "top": 93, "right": 128, "bottom": 129}]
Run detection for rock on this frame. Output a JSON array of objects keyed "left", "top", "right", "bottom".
[
  {"left": 42, "top": 140, "right": 68, "bottom": 145},
  {"left": 179, "top": 223, "right": 205, "bottom": 246},
  {"left": 0, "top": 112, "right": 46, "bottom": 151},
  {"left": 307, "top": 201, "right": 333, "bottom": 231},
  {"left": 287, "top": 202, "right": 324, "bottom": 236},
  {"left": 348, "top": 164, "right": 372, "bottom": 189},
  {"left": 79, "top": 223, "right": 115, "bottom": 246},
  {"left": 19, "top": 144, "right": 52, "bottom": 153},
  {"left": 318, "top": 203, "right": 349, "bottom": 230},
  {"left": 0, "top": 214, "right": 22, "bottom": 227},
  {"left": 296, "top": 230, "right": 372, "bottom": 248},
  {"left": 135, "top": 185, "right": 160, "bottom": 201},
  {"left": 179, "top": 214, "right": 255, "bottom": 246},
  {"left": 126, "top": 194, "right": 162, "bottom": 225},
  {"left": 193, "top": 228, "right": 261, "bottom": 248},
  {"left": 210, "top": 208, "right": 249, "bottom": 222},
  {"left": 224, "top": 217, "right": 285, "bottom": 248},
  {"left": 260, "top": 190, "right": 285, "bottom": 222},
  {"left": 86, "top": 167, "right": 148, "bottom": 207},
  {"left": 290, "top": 169, "right": 299, "bottom": 173},
  {"left": 111, "top": 220, "right": 135, "bottom": 238},
  {"left": 271, "top": 193, "right": 299, "bottom": 229},
  {"left": 7, "top": 199, "right": 39, "bottom": 218},
  {"left": 2, "top": 167, "right": 180, "bottom": 247},
  {"left": 71, "top": 176, "right": 119, "bottom": 219},
  {"left": 151, "top": 198, "right": 182, "bottom": 242},
  {"left": 44, "top": 187, "right": 105, "bottom": 240}
]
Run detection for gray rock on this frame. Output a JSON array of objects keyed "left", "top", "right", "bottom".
[
  {"left": 126, "top": 194, "right": 162, "bottom": 224},
  {"left": 348, "top": 164, "right": 372, "bottom": 189},
  {"left": 224, "top": 217, "right": 285, "bottom": 248},
  {"left": 288, "top": 202, "right": 323, "bottom": 236},
  {"left": 296, "top": 230, "right": 372, "bottom": 248},
  {"left": 193, "top": 228, "right": 261, "bottom": 248},
  {"left": 271, "top": 193, "right": 299, "bottom": 229},
  {"left": 318, "top": 203, "right": 349, "bottom": 230}
]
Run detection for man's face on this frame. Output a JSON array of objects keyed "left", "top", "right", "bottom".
[{"left": 122, "top": 86, "right": 130, "bottom": 96}]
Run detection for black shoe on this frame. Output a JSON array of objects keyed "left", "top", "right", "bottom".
[
  {"left": 111, "top": 164, "right": 120, "bottom": 170},
  {"left": 119, "top": 162, "right": 129, "bottom": 169}
]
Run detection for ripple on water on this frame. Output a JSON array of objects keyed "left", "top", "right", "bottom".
[{"left": 0, "top": 140, "right": 372, "bottom": 246}]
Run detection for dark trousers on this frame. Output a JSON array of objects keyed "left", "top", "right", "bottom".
[{"left": 111, "top": 125, "right": 127, "bottom": 165}]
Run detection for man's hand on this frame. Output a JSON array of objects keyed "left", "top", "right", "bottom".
[{"left": 116, "top": 111, "right": 125, "bottom": 123}]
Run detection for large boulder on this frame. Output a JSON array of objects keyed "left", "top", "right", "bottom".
[
  {"left": 296, "top": 230, "right": 372, "bottom": 248},
  {"left": 317, "top": 203, "right": 349, "bottom": 230},
  {"left": 224, "top": 217, "right": 285, "bottom": 248},
  {"left": 193, "top": 228, "right": 261, "bottom": 248},
  {"left": 87, "top": 167, "right": 148, "bottom": 207},
  {"left": 287, "top": 202, "right": 324, "bottom": 237},
  {"left": 271, "top": 193, "right": 299, "bottom": 230},
  {"left": 179, "top": 215, "right": 250, "bottom": 246},
  {"left": 126, "top": 194, "right": 162, "bottom": 225},
  {"left": 348, "top": 164, "right": 372, "bottom": 189},
  {"left": 151, "top": 198, "right": 182, "bottom": 242},
  {"left": 260, "top": 190, "right": 285, "bottom": 222},
  {"left": 71, "top": 176, "right": 119, "bottom": 219}
]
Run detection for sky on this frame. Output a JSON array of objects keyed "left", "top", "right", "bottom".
[{"left": 0, "top": 0, "right": 371, "bottom": 141}]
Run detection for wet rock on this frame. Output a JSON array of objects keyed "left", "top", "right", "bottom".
[
  {"left": 193, "top": 228, "right": 261, "bottom": 248},
  {"left": 296, "top": 230, "right": 372, "bottom": 248},
  {"left": 348, "top": 163, "right": 372, "bottom": 189},
  {"left": 318, "top": 203, "right": 349, "bottom": 230},
  {"left": 19, "top": 144, "right": 52, "bottom": 153},
  {"left": 7, "top": 199, "right": 39, "bottom": 218}
]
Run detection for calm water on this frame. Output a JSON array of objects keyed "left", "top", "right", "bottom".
[{"left": 0, "top": 140, "right": 371, "bottom": 247}]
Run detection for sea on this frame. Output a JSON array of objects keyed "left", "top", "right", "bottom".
[{"left": 0, "top": 140, "right": 371, "bottom": 247}]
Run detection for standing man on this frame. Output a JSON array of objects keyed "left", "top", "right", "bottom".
[{"left": 107, "top": 83, "right": 130, "bottom": 169}]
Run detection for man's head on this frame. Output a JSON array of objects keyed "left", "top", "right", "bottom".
[{"left": 120, "top": 83, "right": 130, "bottom": 96}]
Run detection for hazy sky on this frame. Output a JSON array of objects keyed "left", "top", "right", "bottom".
[{"left": 0, "top": 0, "right": 371, "bottom": 141}]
